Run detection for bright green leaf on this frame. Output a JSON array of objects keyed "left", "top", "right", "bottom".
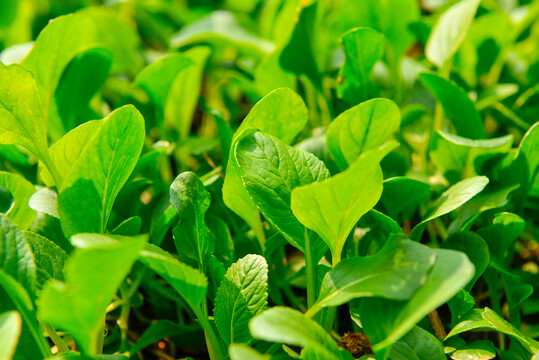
[
  {"left": 359, "top": 248, "right": 474, "bottom": 351},
  {"left": 215, "top": 254, "right": 268, "bottom": 345},
  {"left": 425, "top": 0, "right": 481, "bottom": 68},
  {"left": 0, "top": 171, "right": 36, "bottom": 229},
  {"left": 58, "top": 105, "right": 145, "bottom": 238},
  {"left": 420, "top": 73, "right": 485, "bottom": 139},
  {"left": 223, "top": 88, "right": 308, "bottom": 245},
  {"left": 411, "top": 176, "right": 489, "bottom": 240},
  {"left": 309, "top": 235, "right": 435, "bottom": 315},
  {"left": 38, "top": 233, "right": 146, "bottom": 355},
  {"left": 337, "top": 28, "right": 386, "bottom": 104},
  {"left": 24, "top": 231, "right": 67, "bottom": 292},
  {"left": 327, "top": 98, "right": 400, "bottom": 170},
  {"left": 291, "top": 141, "right": 398, "bottom": 260},
  {"left": 170, "top": 172, "right": 215, "bottom": 270},
  {"left": 235, "top": 131, "right": 330, "bottom": 253},
  {"left": 0, "top": 311, "right": 21, "bottom": 360}
]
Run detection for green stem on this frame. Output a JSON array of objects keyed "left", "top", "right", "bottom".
[
  {"left": 41, "top": 321, "right": 70, "bottom": 352},
  {"left": 192, "top": 304, "right": 225, "bottom": 360},
  {"left": 41, "top": 151, "right": 62, "bottom": 189},
  {"left": 304, "top": 229, "right": 316, "bottom": 309},
  {"left": 118, "top": 283, "right": 131, "bottom": 352}
]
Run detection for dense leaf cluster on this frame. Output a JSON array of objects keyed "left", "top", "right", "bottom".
[{"left": 0, "top": 0, "right": 538, "bottom": 359}]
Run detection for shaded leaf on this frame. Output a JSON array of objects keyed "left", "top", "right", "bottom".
[
  {"left": 0, "top": 171, "right": 36, "bottom": 229},
  {"left": 38, "top": 234, "right": 146, "bottom": 354}
]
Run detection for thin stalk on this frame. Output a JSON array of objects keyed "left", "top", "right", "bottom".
[
  {"left": 191, "top": 304, "right": 225, "bottom": 360},
  {"left": 41, "top": 321, "right": 70, "bottom": 352},
  {"left": 41, "top": 153, "right": 63, "bottom": 189},
  {"left": 304, "top": 228, "right": 316, "bottom": 309},
  {"left": 118, "top": 283, "right": 131, "bottom": 352}
]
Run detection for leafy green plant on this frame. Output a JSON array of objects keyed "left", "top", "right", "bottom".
[{"left": 0, "top": 0, "right": 538, "bottom": 359}]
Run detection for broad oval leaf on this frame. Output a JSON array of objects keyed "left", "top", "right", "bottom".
[
  {"left": 420, "top": 73, "right": 485, "bottom": 139},
  {"left": 249, "top": 307, "right": 341, "bottom": 354},
  {"left": 380, "top": 177, "right": 430, "bottom": 221},
  {"left": 309, "top": 235, "right": 435, "bottom": 315},
  {"left": 222, "top": 88, "right": 308, "bottom": 244},
  {"left": 21, "top": 9, "right": 142, "bottom": 138},
  {"left": 0, "top": 171, "right": 36, "bottom": 229},
  {"left": 337, "top": 27, "right": 386, "bottom": 104},
  {"left": 235, "top": 131, "right": 330, "bottom": 253},
  {"left": 411, "top": 176, "right": 489, "bottom": 240},
  {"left": 0, "top": 63, "right": 55, "bottom": 176},
  {"left": 0, "top": 215, "right": 36, "bottom": 301},
  {"left": 326, "top": 98, "right": 400, "bottom": 170},
  {"left": 518, "top": 121, "right": 539, "bottom": 193},
  {"left": 38, "top": 233, "right": 147, "bottom": 354},
  {"left": 291, "top": 141, "right": 398, "bottom": 259},
  {"left": 0, "top": 310, "right": 21, "bottom": 360},
  {"left": 214, "top": 254, "right": 268, "bottom": 345},
  {"left": 447, "top": 308, "right": 539, "bottom": 355},
  {"left": 425, "top": 0, "right": 481, "bottom": 68},
  {"left": 24, "top": 231, "right": 68, "bottom": 292},
  {"left": 170, "top": 172, "right": 215, "bottom": 270},
  {"left": 359, "top": 248, "right": 474, "bottom": 351},
  {"left": 58, "top": 105, "right": 145, "bottom": 238},
  {"left": 40, "top": 120, "right": 103, "bottom": 188}
]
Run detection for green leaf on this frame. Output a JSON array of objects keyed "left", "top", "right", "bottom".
[
  {"left": 477, "top": 212, "right": 525, "bottom": 265},
  {"left": 28, "top": 187, "right": 59, "bottom": 219},
  {"left": 165, "top": 47, "right": 211, "bottom": 141},
  {"left": 442, "top": 232, "right": 489, "bottom": 290},
  {"left": 391, "top": 326, "right": 446, "bottom": 360},
  {"left": 40, "top": 120, "right": 103, "bottom": 188},
  {"left": 425, "top": 0, "right": 481, "bottom": 68},
  {"left": 430, "top": 130, "right": 513, "bottom": 180},
  {"left": 110, "top": 216, "right": 142, "bottom": 236},
  {"left": 170, "top": 172, "right": 215, "bottom": 270},
  {"left": 0, "top": 215, "right": 36, "bottom": 302},
  {"left": 235, "top": 131, "right": 330, "bottom": 253},
  {"left": 54, "top": 47, "right": 111, "bottom": 133},
  {"left": 134, "top": 53, "right": 193, "bottom": 123},
  {"left": 448, "top": 185, "right": 518, "bottom": 233},
  {"left": 222, "top": 88, "right": 308, "bottom": 244},
  {"left": 0, "top": 63, "right": 56, "bottom": 179},
  {"left": 420, "top": 73, "right": 485, "bottom": 139},
  {"left": 447, "top": 308, "right": 539, "bottom": 355},
  {"left": 337, "top": 0, "right": 420, "bottom": 62},
  {"left": 359, "top": 248, "right": 474, "bottom": 351},
  {"left": 215, "top": 254, "right": 268, "bottom": 345},
  {"left": 411, "top": 176, "right": 489, "bottom": 240},
  {"left": 337, "top": 28, "right": 386, "bottom": 104},
  {"left": 38, "top": 233, "right": 147, "bottom": 355},
  {"left": 0, "top": 269, "right": 51, "bottom": 359},
  {"left": 309, "top": 235, "right": 435, "bottom": 315},
  {"left": 380, "top": 177, "right": 430, "bottom": 221},
  {"left": 58, "top": 105, "right": 145, "bottom": 238},
  {"left": 139, "top": 244, "right": 208, "bottom": 308},
  {"left": 291, "top": 141, "right": 398, "bottom": 260},
  {"left": 249, "top": 307, "right": 342, "bottom": 357},
  {"left": 0, "top": 171, "right": 36, "bottom": 229},
  {"left": 21, "top": 9, "right": 141, "bottom": 139},
  {"left": 24, "top": 231, "right": 68, "bottom": 292},
  {"left": 229, "top": 344, "right": 270, "bottom": 360},
  {"left": 448, "top": 340, "right": 496, "bottom": 360},
  {"left": 0, "top": 311, "right": 21, "bottom": 360},
  {"left": 171, "top": 11, "right": 274, "bottom": 56},
  {"left": 518, "top": 121, "right": 539, "bottom": 192},
  {"left": 327, "top": 98, "right": 400, "bottom": 170}
]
